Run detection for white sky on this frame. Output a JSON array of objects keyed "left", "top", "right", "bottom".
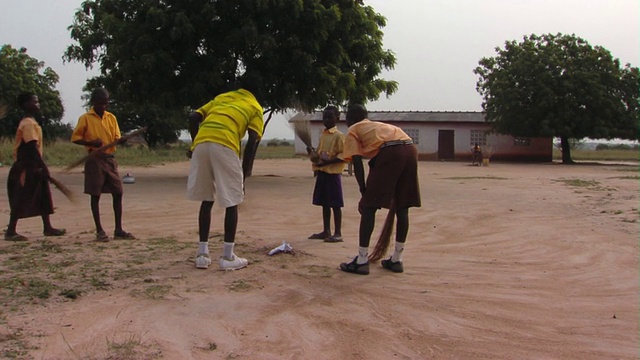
[{"left": 1, "top": 0, "right": 638, "bottom": 139}]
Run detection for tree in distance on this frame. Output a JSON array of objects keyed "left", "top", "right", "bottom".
[
  {"left": 0, "top": 45, "right": 71, "bottom": 140},
  {"left": 474, "top": 33, "right": 639, "bottom": 164},
  {"left": 64, "top": 0, "right": 398, "bottom": 148}
]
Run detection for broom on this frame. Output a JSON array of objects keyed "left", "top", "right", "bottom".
[
  {"left": 293, "top": 120, "right": 319, "bottom": 163},
  {"left": 49, "top": 176, "right": 76, "bottom": 202},
  {"left": 64, "top": 127, "right": 148, "bottom": 172},
  {"left": 368, "top": 199, "right": 396, "bottom": 262}
]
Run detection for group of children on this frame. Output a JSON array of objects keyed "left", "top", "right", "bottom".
[
  {"left": 6, "top": 89, "right": 134, "bottom": 243},
  {"left": 5, "top": 82, "right": 421, "bottom": 276},
  {"left": 310, "top": 104, "right": 422, "bottom": 275}
]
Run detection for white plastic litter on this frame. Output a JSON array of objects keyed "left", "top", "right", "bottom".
[
  {"left": 268, "top": 241, "right": 293, "bottom": 256},
  {"left": 123, "top": 172, "right": 135, "bottom": 184}
]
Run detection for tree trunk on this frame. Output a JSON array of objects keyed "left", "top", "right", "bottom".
[
  {"left": 560, "top": 136, "right": 574, "bottom": 164},
  {"left": 243, "top": 109, "right": 276, "bottom": 177}
]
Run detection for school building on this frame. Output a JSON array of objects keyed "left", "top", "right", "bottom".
[{"left": 288, "top": 111, "right": 553, "bottom": 162}]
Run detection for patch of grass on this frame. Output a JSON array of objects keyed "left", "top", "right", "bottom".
[
  {"left": 607, "top": 175, "right": 640, "bottom": 180},
  {"left": 0, "top": 277, "right": 56, "bottom": 299},
  {"left": 552, "top": 148, "right": 639, "bottom": 161},
  {"left": 141, "top": 284, "right": 172, "bottom": 299},
  {"left": 1, "top": 139, "right": 296, "bottom": 168},
  {"left": 105, "top": 333, "right": 162, "bottom": 359},
  {"left": 229, "top": 279, "right": 253, "bottom": 292},
  {"left": 553, "top": 179, "right": 600, "bottom": 188}
]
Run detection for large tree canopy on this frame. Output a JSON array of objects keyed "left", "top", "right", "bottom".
[
  {"left": 0, "top": 45, "right": 70, "bottom": 140},
  {"left": 64, "top": 0, "right": 398, "bottom": 146},
  {"left": 474, "top": 33, "right": 639, "bottom": 163}
]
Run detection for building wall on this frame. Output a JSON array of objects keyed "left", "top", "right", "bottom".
[{"left": 293, "top": 121, "right": 552, "bottom": 162}]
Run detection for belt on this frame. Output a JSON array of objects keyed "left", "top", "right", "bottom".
[{"left": 380, "top": 139, "right": 413, "bottom": 149}]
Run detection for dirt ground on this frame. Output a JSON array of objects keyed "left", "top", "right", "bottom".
[{"left": 0, "top": 158, "right": 638, "bottom": 359}]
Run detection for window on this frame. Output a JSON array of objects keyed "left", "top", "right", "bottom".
[
  {"left": 514, "top": 137, "right": 530, "bottom": 146},
  {"left": 403, "top": 128, "right": 420, "bottom": 144},
  {"left": 470, "top": 129, "right": 486, "bottom": 146}
]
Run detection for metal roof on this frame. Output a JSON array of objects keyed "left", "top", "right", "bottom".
[{"left": 288, "top": 110, "right": 486, "bottom": 123}]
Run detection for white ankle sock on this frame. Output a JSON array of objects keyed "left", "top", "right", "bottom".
[
  {"left": 198, "top": 242, "right": 209, "bottom": 255},
  {"left": 392, "top": 242, "right": 405, "bottom": 262},
  {"left": 223, "top": 242, "right": 235, "bottom": 259},
  {"left": 357, "top": 246, "right": 369, "bottom": 264}
]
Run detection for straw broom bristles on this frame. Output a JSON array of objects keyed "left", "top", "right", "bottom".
[
  {"left": 293, "top": 120, "right": 320, "bottom": 163},
  {"left": 368, "top": 200, "right": 396, "bottom": 262},
  {"left": 293, "top": 120, "right": 313, "bottom": 149},
  {"left": 49, "top": 176, "right": 76, "bottom": 202},
  {"left": 64, "top": 127, "right": 148, "bottom": 172}
]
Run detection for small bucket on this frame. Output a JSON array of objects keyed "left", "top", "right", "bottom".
[{"left": 482, "top": 158, "right": 490, "bottom": 167}]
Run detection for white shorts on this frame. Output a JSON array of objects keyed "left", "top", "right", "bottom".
[{"left": 187, "top": 142, "right": 244, "bottom": 208}]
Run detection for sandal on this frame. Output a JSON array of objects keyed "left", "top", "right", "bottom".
[
  {"left": 308, "top": 232, "right": 329, "bottom": 240},
  {"left": 4, "top": 233, "right": 28, "bottom": 242},
  {"left": 324, "top": 235, "right": 343, "bottom": 243},
  {"left": 44, "top": 228, "right": 66, "bottom": 237},
  {"left": 96, "top": 231, "right": 110, "bottom": 242},
  {"left": 114, "top": 231, "right": 136, "bottom": 240},
  {"left": 339, "top": 256, "right": 369, "bottom": 275}
]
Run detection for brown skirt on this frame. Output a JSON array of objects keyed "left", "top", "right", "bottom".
[
  {"left": 84, "top": 155, "right": 123, "bottom": 196},
  {"left": 361, "top": 144, "right": 421, "bottom": 210},
  {"left": 7, "top": 161, "right": 54, "bottom": 219}
]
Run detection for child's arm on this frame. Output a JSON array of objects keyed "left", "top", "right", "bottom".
[{"left": 351, "top": 155, "right": 366, "bottom": 195}]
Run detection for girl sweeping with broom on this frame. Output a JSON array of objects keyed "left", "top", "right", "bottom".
[
  {"left": 339, "top": 104, "right": 421, "bottom": 275},
  {"left": 5, "top": 93, "right": 66, "bottom": 241}
]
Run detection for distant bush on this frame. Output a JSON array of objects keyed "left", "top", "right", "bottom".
[
  {"left": 266, "top": 138, "right": 291, "bottom": 147},
  {"left": 595, "top": 143, "right": 637, "bottom": 151}
]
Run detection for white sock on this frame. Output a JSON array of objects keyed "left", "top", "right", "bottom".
[
  {"left": 357, "top": 246, "right": 369, "bottom": 264},
  {"left": 223, "top": 242, "right": 235, "bottom": 259},
  {"left": 198, "top": 242, "right": 209, "bottom": 255},
  {"left": 392, "top": 242, "right": 405, "bottom": 262}
]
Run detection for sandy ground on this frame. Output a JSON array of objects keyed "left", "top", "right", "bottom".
[{"left": 0, "top": 158, "right": 638, "bottom": 359}]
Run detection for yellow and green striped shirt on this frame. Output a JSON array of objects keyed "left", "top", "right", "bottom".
[{"left": 191, "top": 89, "right": 264, "bottom": 155}]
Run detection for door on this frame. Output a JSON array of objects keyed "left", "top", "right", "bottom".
[{"left": 438, "top": 130, "right": 455, "bottom": 160}]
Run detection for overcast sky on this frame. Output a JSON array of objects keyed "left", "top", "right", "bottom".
[{"left": 1, "top": 0, "right": 638, "bottom": 139}]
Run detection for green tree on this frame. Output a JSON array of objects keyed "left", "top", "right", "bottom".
[
  {"left": 64, "top": 0, "right": 398, "bottom": 147},
  {"left": 0, "top": 45, "right": 70, "bottom": 140},
  {"left": 474, "top": 33, "right": 639, "bottom": 164}
]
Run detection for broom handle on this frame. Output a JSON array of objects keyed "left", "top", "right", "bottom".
[{"left": 64, "top": 127, "right": 148, "bottom": 172}]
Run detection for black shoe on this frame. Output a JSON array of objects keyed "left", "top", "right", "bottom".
[
  {"left": 340, "top": 256, "right": 369, "bottom": 275},
  {"left": 381, "top": 257, "right": 404, "bottom": 273}
]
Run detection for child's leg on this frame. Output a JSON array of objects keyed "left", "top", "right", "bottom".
[
  {"left": 198, "top": 201, "right": 214, "bottom": 243},
  {"left": 113, "top": 193, "right": 123, "bottom": 232},
  {"left": 332, "top": 207, "right": 342, "bottom": 236},
  {"left": 322, "top": 206, "right": 331, "bottom": 235},
  {"left": 393, "top": 207, "right": 410, "bottom": 262},
  {"left": 195, "top": 201, "right": 214, "bottom": 268},
  {"left": 6, "top": 213, "right": 18, "bottom": 236},
  {"left": 222, "top": 205, "right": 238, "bottom": 259},
  {"left": 357, "top": 206, "right": 377, "bottom": 263},
  {"left": 91, "top": 195, "right": 103, "bottom": 233},
  {"left": 42, "top": 214, "right": 65, "bottom": 235}
]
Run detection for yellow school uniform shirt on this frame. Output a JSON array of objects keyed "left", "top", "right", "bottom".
[
  {"left": 342, "top": 119, "right": 411, "bottom": 160},
  {"left": 191, "top": 89, "right": 264, "bottom": 155},
  {"left": 71, "top": 108, "right": 121, "bottom": 154},
  {"left": 312, "top": 126, "right": 346, "bottom": 174},
  {"left": 13, "top": 117, "right": 43, "bottom": 160}
]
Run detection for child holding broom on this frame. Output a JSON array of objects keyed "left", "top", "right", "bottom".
[
  {"left": 71, "top": 88, "right": 135, "bottom": 242},
  {"left": 5, "top": 93, "right": 66, "bottom": 241},
  {"left": 339, "top": 104, "right": 421, "bottom": 275},
  {"left": 187, "top": 73, "right": 263, "bottom": 270},
  {"left": 307, "top": 106, "right": 346, "bottom": 243}
]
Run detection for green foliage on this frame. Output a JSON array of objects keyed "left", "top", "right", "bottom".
[
  {"left": 266, "top": 138, "right": 291, "bottom": 147},
  {"left": 475, "top": 33, "right": 640, "bottom": 163},
  {"left": 64, "top": 0, "right": 398, "bottom": 146},
  {"left": 0, "top": 45, "right": 67, "bottom": 139}
]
